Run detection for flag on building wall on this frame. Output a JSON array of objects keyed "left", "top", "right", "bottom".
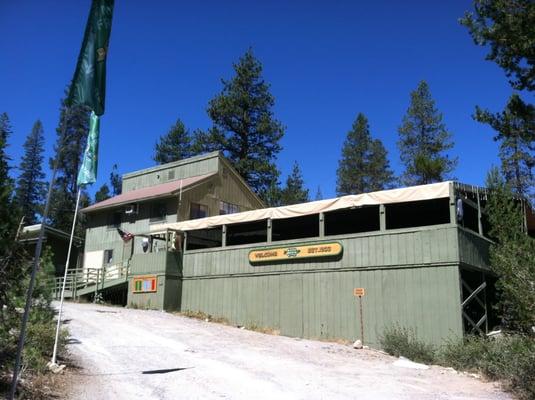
[{"left": 117, "top": 227, "right": 134, "bottom": 242}]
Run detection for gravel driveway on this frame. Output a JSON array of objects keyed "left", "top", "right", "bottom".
[{"left": 61, "top": 302, "right": 509, "bottom": 400}]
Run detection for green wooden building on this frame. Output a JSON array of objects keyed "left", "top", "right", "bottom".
[{"left": 68, "top": 152, "right": 534, "bottom": 347}]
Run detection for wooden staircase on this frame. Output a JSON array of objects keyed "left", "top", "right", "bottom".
[{"left": 52, "top": 263, "right": 129, "bottom": 300}]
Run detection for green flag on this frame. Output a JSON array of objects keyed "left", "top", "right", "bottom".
[
  {"left": 77, "top": 112, "right": 100, "bottom": 186},
  {"left": 67, "top": 0, "right": 114, "bottom": 116}
]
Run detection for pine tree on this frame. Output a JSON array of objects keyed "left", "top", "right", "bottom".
[
  {"left": 48, "top": 91, "right": 91, "bottom": 233},
  {"left": 95, "top": 184, "right": 111, "bottom": 202},
  {"left": 153, "top": 119, "right": 193, "bottom": 164},
  {"left": 397, "top": 81, "right": 457, "bottom": 186},
  {"left": 0, "top": 113, "right": 15, "bottom": 237},
  {"left": 461, "top": 0, "right": 535, "bottom": 92},
  {"left": 475, "top": 94, "right": 534, "bottom": 200},
  {"left": 485, "top": 167, "right": 535, "bottom": 332},
  {"left": 194, "top": 49, "right": 284, "bottom": 201},
  {"left": 15, "top": 120, "right": 46, "bottom": 225},
  {"left": 315, "top": 186, "right": 323, "bottom": 201},
  {"left": 110, "top": 164, "right": 122, "bottom": 195},
  {"left": 280, "top": 162, "right": 309, "bottom": 206},
  {"left": 337, "top": 113, "right": 394, "bottom": 195}
]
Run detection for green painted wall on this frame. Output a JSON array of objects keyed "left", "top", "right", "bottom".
[
  {"left": 122, "top": 152, "right": 220, "bottom": 192},
  {"left": 180, "top": 226, "right": 464, "bottom": 346},
  {"left": 127, "top": 251, "right": 182, "bottom": 310},
  {"left": 458, "top": 227, "right": 491, "bottom": 270}
]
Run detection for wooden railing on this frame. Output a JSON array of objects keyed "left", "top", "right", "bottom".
[{"left": 52, "top": 262, "right": 129, "bottom": 299}]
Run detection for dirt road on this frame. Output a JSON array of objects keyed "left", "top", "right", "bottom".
[{"left": 61, "top": 302, "right": 509, "bottom": 400}]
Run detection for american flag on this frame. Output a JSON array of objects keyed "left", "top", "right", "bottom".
[{"left": 116, "top": 227, "right": 134, "bottom": 242}]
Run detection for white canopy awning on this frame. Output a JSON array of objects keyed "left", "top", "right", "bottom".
[{"left": 151, "top": 181, "right": 452, "bottom": 233}]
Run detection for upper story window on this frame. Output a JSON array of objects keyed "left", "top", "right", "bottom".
[
  {"left": 107, "top": 211, "right": 122, "bottom": 228},
  {"left": 220, "top": 201, "right": 239, "bottom": 215},
  {"left": 150, "top": 202, "right": 167, "bottom": 222},
  {"left": 190, "top": 203, "right": 208, "bottom": 220}
]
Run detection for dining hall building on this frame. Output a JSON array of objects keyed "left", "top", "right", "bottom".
[{"left": 68, "top": 151, "right": 534, "bottom": 347}]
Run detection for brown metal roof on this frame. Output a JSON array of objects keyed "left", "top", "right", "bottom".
[{"left": 82, "top": 172, "right": 216, "bottom": 213}]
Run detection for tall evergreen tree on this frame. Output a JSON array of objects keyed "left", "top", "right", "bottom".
[
  {"left": 280, "top": 162, "right": 309, "bottom": 206},
  {"left": 193, "top": 49, "right": 284, "bottom": 201},
  {"left": 110, "top": 163, "right": 122, "bottom": 195},
  {"left": 94, "top": 164, "right": 122, "bottom": 203},
  {"left": 48, "top": 91, "right": 91, "bottom": 233},
  {"left": 475, "top": 94, "right": 534, "bottom": 200},
  {"left": 461, "top": 0, "right": 535, "bottom": 92},
  {"left": 397, "top": 81, "right": 457, "bottom": 186},
  {"left": 337, "top": 113, "right": 394, "bottom": 195},
  {"left": 462, "top": 2, "right": 534, "bottom": 203},
  {"left": 14, "top": 120, "right": 46, "bottom": 225},
  {"left": 153, "top": 119, "right": 193, "bottom": 164},
  {"left": 94, "top": 184, "right": 111, "bottom": 202},
  {"left": 0, "top": 113, "right": 15, "bottom": 236},
  {"left": 315, "top": 186, "right": 323, "bottom": 201},
  {"left": 485, "top": 167, "right": 535, "bottom": 332}
]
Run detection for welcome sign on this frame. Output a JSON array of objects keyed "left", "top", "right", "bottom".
[{"left": 249, "top": 242, "right": 342, "bottom": 264}]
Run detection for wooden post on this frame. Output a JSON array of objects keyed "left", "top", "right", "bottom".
[
  {"left": 319, "top": 213, "right": 325, "bottom": 237},
  {"left": 222, "top": 224, "right": 227, "bottom": 247},
  {"left": 267, "top": 219, "right": 272, "bottom": 243},
  {"left": 449, "top": 182, "right": 457, "bottom": 226},
  {"left": 476, "top": 187, "right": 483, "bottom": 235},
  {"left": 359, "top": 296, "right": 364, "bottom": 345},
  {"left": 379, "top": 204, "right": 386, "bottom": 231},
  {"left": 94, "top": 269, "right": 99, "bottom": 302},
  {"left": 73, "top": 273, "right": 77, "bottom": 300}
]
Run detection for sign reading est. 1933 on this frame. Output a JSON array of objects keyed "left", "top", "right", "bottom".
[{"left": 249, "top": 242, "right": 343, "bottom": 264}]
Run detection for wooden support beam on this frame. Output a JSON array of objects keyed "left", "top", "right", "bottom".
[
  {"left": 267, "top": 219, "right": 272, "bottom": 243},
  {"left": 462, "top": 280, "right": 487, "bottom": 308},
  {"left": 380, "top": 204, "right": 386, "bottom": 231},
  {"left": 319, "top": 213, "right": 325, "bottom": 238}
]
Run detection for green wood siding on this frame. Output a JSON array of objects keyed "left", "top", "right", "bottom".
[
  {"left": 122, "top": 153, "right": 220, "bottom": 192},
  {"left": 180, "top": 226, "right": 463, "bottom": 346},
  {"left": 181, "top": 266, "right": 462, "bottom": 346},
  {"left": 458, "top": 228, "right": 491, "bottom": 270}
]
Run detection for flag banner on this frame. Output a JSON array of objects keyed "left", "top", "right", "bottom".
[
  {"left": 117, "top": 227, "right": 134, "bottom": 242},
  {"left": 67, "top": 0, "right": 114, "bottom": 116},
  {"left": 77, "top": 111, "right": 100, "bottom": 186}
]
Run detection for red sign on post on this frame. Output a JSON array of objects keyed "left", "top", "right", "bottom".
[{"left": 353, "top": 288, "right": 365, "bottom": 297}]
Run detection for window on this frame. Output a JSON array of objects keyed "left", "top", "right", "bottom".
[
  {"left": 325, "top": 205, "right": 380, "bottom": 236},
  {"left": 190, "top": 203, "right": 208, "bottom": 220},
  {"left": 150, "top": 202, "right": 167, "bottom": 222},
  {"left": 272, "top": 214, "right": 319, "bottom": 242},
  {"left": 385, "top": 198, "right": 450, "bottom": 230},
  {"left": 226, "top": 220, "right": 267, "bottom": 245},
  {"left": 186, "top": 228, "right": 222, "bottom": 250},
  {"left": 220, "top": 201, "right": 240, "bottom": 215},
  {"left": 107, "top": 211, "right": 122, "bottom": 228},
  {"left": 103, "top": 249, "right": 113, "bottom": 265}
]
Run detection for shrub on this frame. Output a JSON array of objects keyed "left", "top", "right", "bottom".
[
  {"left": 440, "top": 335, "right": 535, "bottom": 400},
  {"left": 379, "top": 325, "right": 436, "bottom": 364}
]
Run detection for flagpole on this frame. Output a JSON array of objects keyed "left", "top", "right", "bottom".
[
  {"left": 9, "top": 110, "right": 67, "bottom": 400},
  {"left": 51, "top": 188, "right": 82, "bottom": 366}
]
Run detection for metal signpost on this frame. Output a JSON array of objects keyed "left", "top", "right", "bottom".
[{"left": 353, "top": 288, "right": 365, "bottom": 345}]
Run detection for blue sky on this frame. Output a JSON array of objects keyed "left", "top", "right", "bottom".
[{"left": 0, "top": 0, "right": 526, "bottom": 199}]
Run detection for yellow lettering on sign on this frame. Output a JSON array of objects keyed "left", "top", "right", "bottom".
[{"left": 249, "top": 242, "right": 342, "bottom": 263}]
